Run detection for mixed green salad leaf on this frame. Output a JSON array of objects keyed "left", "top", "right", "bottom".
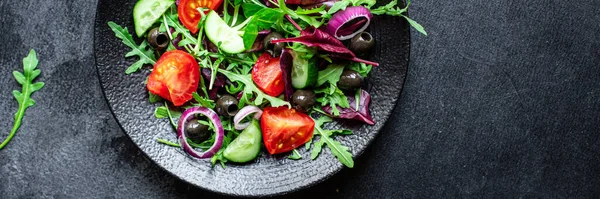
[{"left": 108, "top": 0, "right": 424, "bottom": 168}]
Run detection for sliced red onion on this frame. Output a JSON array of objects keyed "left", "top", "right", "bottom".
[
  {"left": 233, "top": 106, "right": 263, "bottom": 130},
  {"left": 177, "top": 107, "right": 224, "bottom": 159},
  {"left": 325, "top": 6, "right": 372, "bottom": 40}
]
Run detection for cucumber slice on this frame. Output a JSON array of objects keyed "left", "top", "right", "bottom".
[
  {"left": 223, "top": 120, "right": 262, "bottom": 163},
  {"left": 204, "top": 11, "right": 246, "bottom": 54},
  {"left": 291, "top": 52, "right": 318, "bottom": 89},
  {"left": 133, "top": 0, "right": 175, "bottom": 37}
]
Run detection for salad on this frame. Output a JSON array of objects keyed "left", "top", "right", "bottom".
[{"left": 108, "top": 0, "right": 424, "bottom": 168}]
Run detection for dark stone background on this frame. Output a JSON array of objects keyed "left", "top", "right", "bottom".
[{"left": 1, "top": 0, "right": 599, "bottom": 198}]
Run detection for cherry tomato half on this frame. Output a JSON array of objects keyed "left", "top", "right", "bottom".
[
  {"left": 260, "top": 107, "right": 315, "bottom": 155},
  {"left": 252, "top": 53, "right": 284, "bottom": 97},
  {"left": 178, "top": 0, "right": 223, "bottom": 34},
  {"left": 147, "top": 50, "right": 200, "bottom": 106}
]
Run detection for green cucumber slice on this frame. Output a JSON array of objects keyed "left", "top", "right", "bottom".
[
  {"left": 133, "top": 0, "right": 175, "bottom": 37},
  {"left": 223, "top": 120, "right": 262, "bottom": 163},
  {"left": 204, "top": 11, "right": 246, "bottom": 54},
  {"left": 291, "top": 52, "right": 318, "bottom": 89}
]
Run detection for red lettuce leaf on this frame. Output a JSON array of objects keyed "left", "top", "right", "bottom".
[
  {"left": 201, "top": 68, "right": 226, "bottom": 100},
  {"left": 279, "top": 48, "right": 295, "bottom": 101},
  {"left": 271, "top": 28, "right": 379, "bottom": 66},
  {"left": 322, "top": 89, "right": 375, "bottom": 125}
]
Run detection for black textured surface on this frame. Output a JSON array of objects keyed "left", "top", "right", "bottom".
[
  {"left": 93, "top": 0, "right": 409, "bottom": 196},
  {"left": 1, "top": 0, "right": 599, "bottom": 198}
]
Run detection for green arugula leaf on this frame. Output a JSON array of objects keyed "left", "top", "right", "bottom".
[
  {"left": 347, "top": 62, "right": 373, "bottom": 76},
  {"left": 107, "top": 22, "right": 156, "bottom": 74},
  {"left": 278, "top": 0, "right": 325, "bottom": 28},
  {"left": 289, "top": 43, "right": 317, "bottom": 59},
  {"left": 192, "top": 92, "right": 216, "bottom": 109},
  {"left": 219, "top": 69, "right": 291, "bottom": 108},
  {"left": 154, "top": 106, "right": 170, "bottom": 119},
  {"left": 370, "top": 0, "right": 427, "bottom": 36},
  {"left": 402, "top": 15, "right": 427, "bottom": 36},
  {"left": 328, "top": 1, "right": 350, "bottom": 14},
  {"left": 317, "top": 64, "right": 345, "bottom": 86},
  {"left": 315, "top": 84, "right": 349, "bottom": 116},
  {"left": 154, "top": 102, "right": 181, "bottom": 128},
  {"left": 308, "top": 115, "right": 354, "bottom": 167},
  {"left": 162, "top": 13, "right": 199, "bottom": 49},
  {"left": 149, "top": 91, "right": 162, "bottom": 103},
  {"left": 1, "top": 49, "right": 45, "bottom": 150},
  {"left": 288, "top": 149, "right": 302, "bottom": 160}
]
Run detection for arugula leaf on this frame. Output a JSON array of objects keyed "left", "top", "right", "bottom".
[
  {"left": 308, "top": 115, "right": 354, "bottom": 168},
  {"left": 162, "top": 13, "right": 199, "bottom": 49},
  {"left": 370, "top": 0, "right": 427, "bottom": 36},
  {"left": 149, "top": 91, "right": 162, "bottom": 103},
  {"left": 347, "top": 62, "right": 373, "bottom": 77},
  {"left": 218, "top": 69, "right": 291, "bottom": 108},
  {"left": 317, "top": 64, "right": 345, "bottom": 86},
  {"left": 315, "top": 84, "right": 350, "bottom": 116},
  {"left": 192, "top": 92, "right": 216, "bottom": 109},
  {"left": 327, "top": 1, "right": 350, "bottom": 14},
  {"left": 288, "top": 149, "right": 302, "bottom": 160},
  {"left": 154, "top": 102, "right": 181, "bottom": 128},
  {"left": 1, "top": 49, "right": 45, "bottom": 150},
  {"left": 278, "top": 0, "right": 325, "bottom": 28},
  {"left": 107, "top": 22, "right": 156, "bottom": 74},
  {"left": 289, "top": 43, "right": 317, "bottom": 59}
]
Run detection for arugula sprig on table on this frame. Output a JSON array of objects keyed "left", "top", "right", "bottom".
[{"left": 0, "top": 49, "right": 45, "bottom": 150}]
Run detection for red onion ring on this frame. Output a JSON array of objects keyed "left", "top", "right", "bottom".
[
  {"left": 233, "top": 106, "right": 263, "bottom": 130},
  {"left": 177, "top": 107, "right": 224, "bottom": 159},
  {"left": 325, "top": 6, "right": 372, "bottom": 40}
]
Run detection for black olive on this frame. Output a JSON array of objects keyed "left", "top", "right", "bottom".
[
  {"left": 337, "top": 70, "right": 363, "bottom": 90},
  {"left": 349, "top": 32, "right": 374, "bottom": 55},
  {"left": 216, "top": 94, "right": 239, "bottom": 117},
  {"left": 263, "top": 32, "right": 285, "bottom": 57},
  {"left": 185, "top": 119, "right": 211, "bottom": 143},
  {"left": 147, "top": 27, "right": 170, "bottom": 50},
  {"left": 292, "top": 90, "right": 316, "bottom": 112}
]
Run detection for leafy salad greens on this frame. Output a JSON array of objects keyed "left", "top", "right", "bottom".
[{"left": 108, "top": 0, "right": 424, "bottom": 168}]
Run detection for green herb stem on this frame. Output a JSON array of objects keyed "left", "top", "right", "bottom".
[
  {"left": 165, "top": 101, "right": 177, "bottom": 129},
  {"left": 157, "top": 138, "right": 180, "bottom": 147},
  {"left": 0, "top": 101, "right": 26, "bottom": 150}
]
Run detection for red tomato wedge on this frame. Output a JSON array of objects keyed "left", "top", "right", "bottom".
[
  {"left": 178, "top": 0, "right": 223, "bottom": 34},
  {"left": 260, "top": 107, "right": 315, "bottom": 155},
  {"left": 252, "top": 53, "right": 284, "bottom": 97},
  {"left": 147, "top": 50, "right": 200, "bottom": 106}
]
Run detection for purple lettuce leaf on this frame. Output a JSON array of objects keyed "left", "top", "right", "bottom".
[
  {"left": 279, "top": 48, "right": 295, "bottom": 101},
  {"left": 322, "top": 89, "right": 375, "bottom": 125},
  {"left": 271, "top": 28, "right": 379, "bottom": 66},
  {"left": 201, "top": 68, "right": 226, "bottom": 100}
]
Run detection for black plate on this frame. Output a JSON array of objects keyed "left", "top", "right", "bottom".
[{"left": 93, "top": 0, "right": 410, "bottom": 196}]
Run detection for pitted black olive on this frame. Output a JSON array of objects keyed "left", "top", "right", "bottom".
[
  {"left": 337, "top": 70, "right": 363, "bottom": 90},
  {"left": 292, "top": 90, "right": 316, "bottom": 112},
  {"left": 263, "top": 32, "right": 285, "bottom": 57},
  {"left": 147, "top": 27, "right": 170, "bottom": 50},
  {"left": 185, "top": 119, "right": 210, "bottom": 143},
  {"left": 349, "top": 32, "right": 374, "bottom": 55},
  {"left": 216, "top": 94, "right": 239, "bottom": 117}
]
